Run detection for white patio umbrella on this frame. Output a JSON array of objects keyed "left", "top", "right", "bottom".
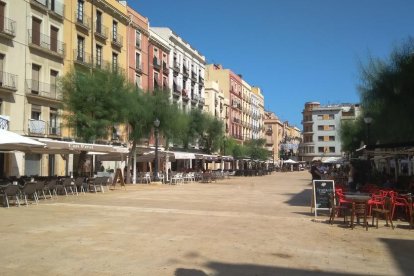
[
  {"left": 0, "top": 129, "right": 46, "bottom": 151},
  {"left": 283, "top": 159, "right": 298, "bottom": 164}
]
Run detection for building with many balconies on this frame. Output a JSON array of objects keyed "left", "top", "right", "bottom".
[
  {"left": 299, "top": 101, "right": 361, "bottom": 162},
  {"left": 150, "top": 27, "right": 205, "bottom": 112},
  {"left": 148, "top": 28, "right": 170, "bottom": 92},
  {"left": 264, "top": 111, "right": 284, "bottom": 164},
  {"left": 251, "top": 86, "right": 265, "bottom": 139},
  {"left": 241, "top": 79, "right": 252, "bottom": 140}
]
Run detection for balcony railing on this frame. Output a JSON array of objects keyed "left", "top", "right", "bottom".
[
  {"left": 28, "top": 29, "right": 65, "bottom": 57},
  {"left": 198, "top": 98, "right": 205, "bottom": 105},
  {"left": 162, "top": 61, "right": 169, "bottom": 75},
  {"left": 31, "top": 0, "right": 65, "bottom": 18},
  {"left": 26, "top": 79, "right": 62, "bottom": 101},
  {"left": 95, "top": 24, "right": 108, "bottom": 39},
  {"left": 191, "top": 71, "right": 197, "bottom": 81},
  {"left": 0, "top": 115, "right": 9, "bottom": 130},
  {"left": 135, "top": 61, "right": 143, "bottom": 73},
  {"left": 0, "top": 16, "right": 16, "bottom": 38},
  {"left": 199, "top": 75, "right": 204, "bottom": 84},
  {"left": 74, "top": 11, "right": 91, "bottom": 31},
  {"left": 173, "top": 60, "right": 180, "bottom": 72},
  {"left": 183, "top": 65, "right": 189, "bottom": 77},
  {"left": 173, "top": 82, "right": 182, "bottom": 96},
  {"left": 49, "top": 125, "right": 62, "bottom": 136},
  {"left": 182, "top": 89, "right": 189, "bottom": 100},
  {"left": 28, "top": 119, "right": 46, "bottom": 135},
  {"left": 111, "top": 32, "right": 123, "bottom": 48},
  {"left": 153, "top": 57, "right": 161, "bottom": 70},
  {"left": 135, "top": 39, "right": 141, "bottom": 50},
  {"left": 0, "top": 71, "right": 18, "bottom": 91},
  {"left": 73, "top": 49, "right": 92, "bottom": 66}
]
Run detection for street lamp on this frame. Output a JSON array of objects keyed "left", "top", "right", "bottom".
[
  {"left": 363, "top": 116, "right": 373, "bottom": 145},
  {"left": 153, "top": 118, "right": 160, "bottom": 182}
]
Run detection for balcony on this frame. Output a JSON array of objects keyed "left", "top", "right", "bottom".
[
  {"left": 95, "top": 24, "right": 108, "bottom": 40},
  {"left": 28, "top": 119, "right": 61, "bottom": 136},
  {"left": 28, "top": 30, "right": 65, "bottom": 59},
  {"left": 30, "top": 0, "right": 65, "bottom": 19},
  {"left": 74, "top": 11, "right": 91, "bottom": 32},
  {"left": 0, "top": 16, "right": 16, "bottom": 39},
  {"left": 111, "top": 32, "right": 123, "bottom": 48},
  {"left": 25, "top": 79, "right": 62, "bottom": 101},
  {"left": 173, "top": 82, "right": 181, "bottom": 97},
  {"left": 0, "top": 115, "right": 9, "bottom": 130},
  {"left": 162, "top": 61, "right": 169, "bottom": 75},
  {"left": 182, "top": 89, "right": 189, "bottom": 101},
  {"left": 199, "top": 75, "right": 204, "bottom": 85},
  {"left": 191, "top": 93, "right": 198, "bottom": 104},
  {"left": 135, "top": 61, "right": 143, "bottom": 73},
  {"left": 191, "top": 71, "right": 197, "bottom": 82},
  {"left": 183, "top": 65, "right": 189, "bottom": 77},
  {"left": 73, "top": 49, "right": 92, "bottom": 67},
  {"left": 198, "top": 98, "right": 205, "bottom": 106},
  {"left": 233, "top": 118, "right": 241, "bottom": 124},
  {"left": 173, "top": 60, "right": 180, "bottom": 72},
  {"left": 0, "top": 71, "right": 18, "bottom": 92},
  {"left": 135, "top": 39, "right": 141, "bottom": 50},
  {"left": 153, "top": 57, "right": 161, "bottom": 71}
]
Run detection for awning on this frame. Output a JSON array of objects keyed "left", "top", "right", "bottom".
[
  {"left": 0, "top": 129, "right": 46, "bottom": 151},
  {"left": 173, "top": 151, "right": 196, "bottom": 159},
  {"left": 195, "top": 153, "right": 218, "bottom": 161}
]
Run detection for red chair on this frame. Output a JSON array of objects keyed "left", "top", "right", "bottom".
[
  {"left": 391, "top": 196, "right": 410, "bottom": 220},
  {"left": 336, "top": 189, "right": 352, "bottom": 206},
  {"left": 368, "top": 192, "right": 385, "bottom": 215}
]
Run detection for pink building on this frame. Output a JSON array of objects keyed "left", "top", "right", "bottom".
[{"left": 126, "top": 6, "right": 149, "bottom": 91}]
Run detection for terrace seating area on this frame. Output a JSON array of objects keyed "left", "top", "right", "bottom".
[{"left": 0, "top": 175, "right": 110, "bottom": 208}]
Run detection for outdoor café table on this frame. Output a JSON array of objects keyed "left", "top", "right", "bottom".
[{"left": 344, "top": 193, "right": 371, "bottom": 230}]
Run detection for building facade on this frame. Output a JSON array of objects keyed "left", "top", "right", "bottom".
[
  {"left": 264, "top": 111, "right": 284, "bottom": 164},
  {"left": 150, "top": 27, "right": 205, "bottom": 112},
  {"left": 148, "top": 28, "right": 170, "bottom": 92},
  {"left": 251, "top": 86, "right": 265, "bottom": 139},
  {"left": 299, "top": 102, "right": 361, "bottom": 162},
  {"left": 241, "top": 79, "right": 252, "bottom": 140},
  {"left": 204, "top": 80, "right": 225, "bottom": 121},
  {"left": 126, "top": 4, "right": 149, "bottom": 90}
]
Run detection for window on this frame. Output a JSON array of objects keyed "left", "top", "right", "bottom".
[
  {"left": 50, "top": 26, "right": 59, "bottom": 53},
  {"left": 329, "top": 136, "right": 335, "bottom": 141},
  {"left": 50, "top": 70, "right": 58, "bottom": 97},
  {"left": 31, "top": 17, "right": 41, "bottom": 46},
  {"left": 96, "top": 10, "right": 102, "bottom": 33},
  {"left": 318, "top": 125, "right": 324, "bottom": 131},
  {"left": 0, "top": 54, "right": 4, "bottom": 86},
  {"left": 154, "top": 72, "right": 159, "bottom": 88},
  {"left": 317, "top": 115, "right": 323, "bottom": 120},
  {"left": 329, "top": 114, "right": 334, "bottom": 120},
  {"left": 112, "top": 20, "right": 118, "bottom": 41},
  {"left": 135, "top": 74, "right": 141, "bottom": 88},
  {"left": 318, "top": 147, "right": 324, "bottom": 153},
  {"left": 77, "top": 36, "right": 84, "bottom": 61},
  {"left": 49, "top": 108, "right": 58, "bottom": 135},
  {"left": 135, "top": 30, "right": 141, "bottom": 48},
  {"left": 135, "top": 52, "right": 141, "bottom": 70},
  {"left": 329, "top": 125, "right": 335, "bottom": 130},
  {"left": 318, "top": 136, "right": 323, "bottom": 142},
  {"left": 31, "top": 64, "right": 41, "bottom": 93},
  {"left": 112, "top": 52, "right": 118, "bottom": 72},
  {"left": 329, "top": 147, "right": 335, "bottom": 153},
  {"left": 96, "top": 45, "right": 102, "bottom": 67},
  {"left": 31, "top": 105, "right": 41, "bottom": 120},
  {"left": 77, "top": 0, "right": 84, "bottom": 22}
]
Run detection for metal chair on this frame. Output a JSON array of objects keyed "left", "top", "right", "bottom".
[
  {"left": 21, "top": 182, "right": 39, "bottom": 206},
  {"left": 44, "top": 179, "right": 58, "bottom": 199},
  {"left": 2, "top": 184, "right": 21, "bottom": 208},
  {"left": 74, "top": 177, "right": 86, "bottom": 194}
]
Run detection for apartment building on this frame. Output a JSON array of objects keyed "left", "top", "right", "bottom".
[
  {"left": 148, "top": 28, "right": 170, "bottom": 93},
  {"left": 126, "top": 4, "right": 149, "bottom": 90},
  {"left": 264, "top": 111, "right": 284, "bottom": 163},
  {"left": 299, "top": 102, "right": 361, "bottom": 162},
  {"left": 251, "top": 86, "right": 265, "bottom": 139},
  {"left": 150, "top": 27, "right": 205, "bottom": 112},
  {"left": 241, "top": 79, "right": 252, "bottom": 140},
  {"left": 204, "top": 80, "right": 226, "bottom": 122},
  {"left": 205, "top": 64, "right": 244, "bottom": 142}
]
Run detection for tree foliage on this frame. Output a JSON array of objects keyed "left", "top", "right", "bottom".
[{"left": 341, "top": 37, "right": 414, "bottom": 152}]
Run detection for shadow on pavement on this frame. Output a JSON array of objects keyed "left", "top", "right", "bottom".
[
  {"left": 379, "top": 238, "right": 414, "bottom": 275},
  {"left": 283, "top": 188, "right": 312, "bottom": 207},
  {"left": 175, "top": 262, "right": 367, "bottom": 276}
]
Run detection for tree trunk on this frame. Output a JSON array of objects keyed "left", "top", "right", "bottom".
[
  {"left": 126, "top": 140, "right": 137, "bottom": 184},
  {"left": 77, "top": 151, "right": 88, "bottom": 176}
]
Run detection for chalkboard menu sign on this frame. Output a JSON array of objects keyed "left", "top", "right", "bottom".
[{"left": 312, "top": 180, "right": 335, "bottom": 217}]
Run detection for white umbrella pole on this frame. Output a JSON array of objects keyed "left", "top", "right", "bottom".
[{"left": 133, "top": 147, "right": 137, "bottom": 184}]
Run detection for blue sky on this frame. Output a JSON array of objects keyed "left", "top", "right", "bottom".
[{"left": 130, "top": 0, "right": 414, "bottom": 128}]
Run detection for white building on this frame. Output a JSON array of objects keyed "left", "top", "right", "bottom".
[
  {"left": 150, "top": 27, "right": 205, "bottom": 112},
  {"left": 299, "top": 102, "right": 361, "bottom": 162}
]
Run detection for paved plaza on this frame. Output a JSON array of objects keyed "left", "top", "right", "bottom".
[{"left": 1, "top": 171, "right": 414, "bottom": 276}]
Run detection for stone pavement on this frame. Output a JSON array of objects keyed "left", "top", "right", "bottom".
[{"left": 1, "top": 171, "right": 413, "bottom": 276}]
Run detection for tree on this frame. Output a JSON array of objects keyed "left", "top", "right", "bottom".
[
  {"left": 244, "top": 139, "right": 270, "bottom": 161},
  {"left": 61, "top": 68, "right": 130, "bottom": 174},
  {"left": 340, "top": 37, "right": 414, "bottom": 152}
]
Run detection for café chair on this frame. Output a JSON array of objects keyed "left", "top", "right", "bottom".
[
  {"left": 44, "top": 179, "right": 58, "bottom": 199},
  {"left": 329, "top": 192, "right": 350, "bottom": 224},
  {"left": 371, "top": 196, "right": 394, "bottom": 229},
  {"left": 21, "top": 182, "right": 39, "bottom": 206},
  {"left": 2, "top": 184, "right": 21, "bottom": 208}
]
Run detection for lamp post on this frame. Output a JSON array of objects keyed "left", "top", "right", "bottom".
[
  {"left": 153, "top": 118, "right": 160, "bottom": 182},
  {"left": 363, "top": 116, "right": 373, "bottom": 145}
]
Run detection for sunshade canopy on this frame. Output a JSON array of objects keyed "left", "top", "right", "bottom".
[{"left": 0, "top": 129, "right": 46, "bottom": 151}]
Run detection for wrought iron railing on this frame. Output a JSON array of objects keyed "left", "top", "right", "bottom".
[
  {"left": 73, "top": 49, "right": 92, "bottom": 66},
  {"left": 95, "top": 24, "right": 108, "bottom": 39},
  {"left": 0, "top": 71, "right": 18, "bottom": 90},
  {"left": 28, "top": 29, "right": 65, "bottom": 56},
  {"left": 0, "top": 115, "right": 9, "bottom": 130},
  {"left": 74, "top": 11, "right": 91, "bottom": 29},
  {"left": 0, "top": 16, "right": 16, "bottom": 37},
  {"left": 26, "top": 79, "right": 62, "bottom": 100},
  {"left": 111, "top": 32, "right": 123, "bottom": 47}
]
